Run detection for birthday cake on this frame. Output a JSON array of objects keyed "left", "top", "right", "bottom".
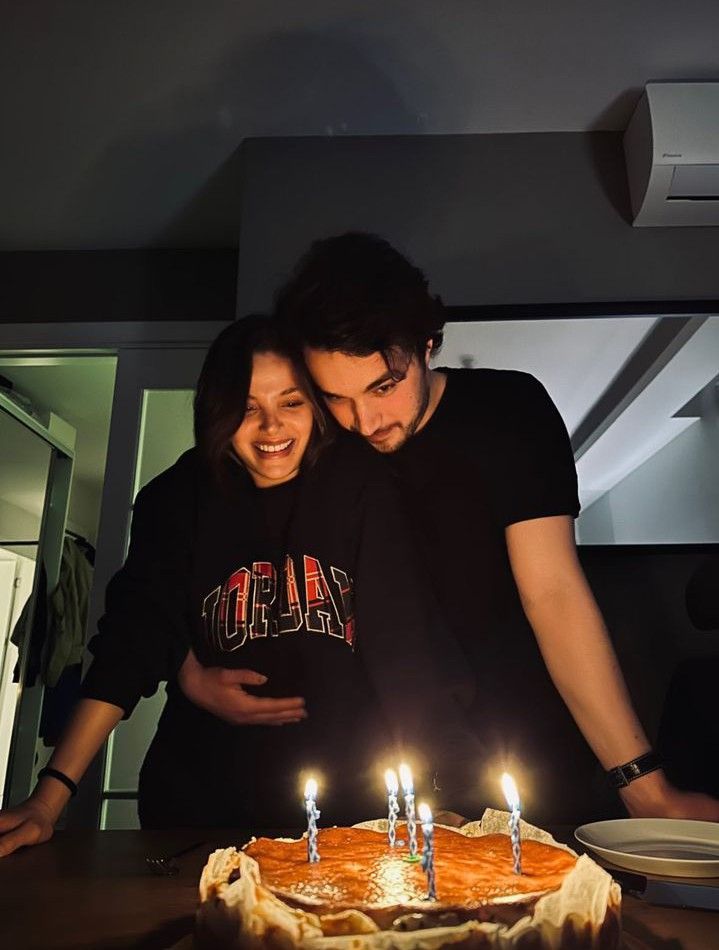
[{"left": 196, "top": 810, "right": 621, "bottom": 949}]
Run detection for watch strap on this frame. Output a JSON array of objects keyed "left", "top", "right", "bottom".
[{"left": 607, "top": 751, "right": 663, "bottom": 789}]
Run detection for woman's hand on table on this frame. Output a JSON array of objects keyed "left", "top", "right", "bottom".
[
  {"left": 0, "top": 796, "right": 57, "bottom": 857},
  {"left": 620, "top": 769, "right": 719, "bottom": 821},
  {"left": 178, "top": 648, "right": 307, "bottom": 726},
  {"left": 0, "top": 698, "right": 123, "bottom": 858}
]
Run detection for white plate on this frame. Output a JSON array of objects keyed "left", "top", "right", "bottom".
[{"left": 575, "top": 818, "right": 719, "bottom": 878}]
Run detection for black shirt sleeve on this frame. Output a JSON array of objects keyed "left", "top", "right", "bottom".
[
  {"left": 492, "top": 372, "right": 580, "bottom": 528},
  {"left": 351, "top": 456, "right": 485, "bottom": 805},
  {"left": 81, "top": 460, "right": 195, "bottom": 717}
]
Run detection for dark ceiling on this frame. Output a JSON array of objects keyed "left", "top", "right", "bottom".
[{"left": 2, "top": 0, "right": 718, "bottom": 250}]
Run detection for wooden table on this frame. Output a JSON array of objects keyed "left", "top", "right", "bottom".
[{"left": 0, "top": 829, "right": 716, "bottom": 949}]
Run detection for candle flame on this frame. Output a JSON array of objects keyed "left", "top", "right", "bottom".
[
  {"left": 418, "top": 802, "right": 432, "bottom": 824},
  {"left": 385, "top": 768, "right": 399, "bottom": 794},
  {"left": 500, "top": 772, "right": 520, "bottom": 811},
  {"left": 304, "top": 777, "right": 318, "bottom": 800},
  {"left": 398, "top": 763, "right": 413, "bottom": 794}
]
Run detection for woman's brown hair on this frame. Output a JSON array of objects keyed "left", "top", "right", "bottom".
[{"left": 194, "top": 315, "right": 331, "bottom": 484}]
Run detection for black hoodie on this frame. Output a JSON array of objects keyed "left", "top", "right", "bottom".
[{"left": 82, "top": 434, "right": 479, "bottom": 826}]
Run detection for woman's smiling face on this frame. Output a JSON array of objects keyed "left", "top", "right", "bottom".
[{"left": 231, "top": 351, "right": 314, "bottom": 488}]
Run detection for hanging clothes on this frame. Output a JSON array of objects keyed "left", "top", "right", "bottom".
[
  {"left": 41, "top": 536, "right": 94, "bottom": 687},
  {"left": 11, "top": 564, "right": 47, "bottom": 686},
  {"left": 38, "top": 536, "right": 95, "bottom": 744}
]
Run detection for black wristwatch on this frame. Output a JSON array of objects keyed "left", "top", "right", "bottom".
[{"left": 607, "top": 751, "right": 663, "bottom": 789}]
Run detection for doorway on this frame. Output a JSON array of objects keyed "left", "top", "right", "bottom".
[
  {"left": 0, "top": 322, "right": 227, "bottom": 825},
  {"left": 0, "top": 356, "right": 116, "bottom": 808}
]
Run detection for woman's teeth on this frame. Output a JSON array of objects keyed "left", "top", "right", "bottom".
[{"left": 256, "top": 440, "right": 293, "bottom": 454}]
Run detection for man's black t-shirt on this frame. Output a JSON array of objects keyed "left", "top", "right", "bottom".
[
  {"left": 392, "top": 368, "right": 579, "bottom": 662},
  {"left": 390, "top": 368, "right": 602, "bottom": 821}
]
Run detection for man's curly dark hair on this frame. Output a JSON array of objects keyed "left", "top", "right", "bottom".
[{"left": 274, "top": 232, "right": 445, "bottom": 377}]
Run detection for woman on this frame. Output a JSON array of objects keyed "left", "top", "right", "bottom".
[{"left": 0, "top": 317, "right": 476, "bottom": 854}]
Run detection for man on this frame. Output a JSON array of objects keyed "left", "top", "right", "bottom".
[{"left": 182, "top": 232, "right": 719, "bottom": 822}]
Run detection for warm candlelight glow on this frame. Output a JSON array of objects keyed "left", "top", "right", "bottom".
[
  {"left": 501, "top": 772, "right": 520, "bottom": 810},
  {"left": 304, "top": 777, "right": 318, "bottom": 800},
  {"left": 418, "top": 802, "right": 432, "bottom": 824},
  {"left": 385, "top": 769, "right": 399, "bottom": 794},
  {"left": 398, "top": 763, "right": 413, "bottom": 794}
]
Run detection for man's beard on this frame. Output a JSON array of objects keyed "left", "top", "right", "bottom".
[{"left": 374, "top": 370, "right": 431, "bottom": 454}]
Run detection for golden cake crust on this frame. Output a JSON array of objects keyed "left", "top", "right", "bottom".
[
  {"left": 243, "top": 826, "right": 575, "bottom": 925},
  {"left": 196, "top": 810, "right": 621, "bottom": 950}
]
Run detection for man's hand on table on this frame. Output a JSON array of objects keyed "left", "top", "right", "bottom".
[
  {"left": 178, "top": 648, "right": 307, "bottom": 726},
  {"left": 620, "top": 769, "right": 719, "bottom": 821},
  {"left": 0, "top": 797, "right": 56, "bottom": 857}
]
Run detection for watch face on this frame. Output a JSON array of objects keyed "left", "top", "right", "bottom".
[{"left": 608, "top": 767, "right": 628, "bottom": 788}]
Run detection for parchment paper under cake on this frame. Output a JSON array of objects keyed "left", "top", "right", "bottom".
[{"left": 196, "top": 809, "right": 621, "bottom": 949}]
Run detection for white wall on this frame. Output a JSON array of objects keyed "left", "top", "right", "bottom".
[
  {"left": 578, "top": 414, "right": 719, "bottom": 544},
  {"left": 0, "top": 497, "right": 41, "bottom": 547},
  {"left": 135, "top": 389, "right": 195, "bottom": 494},
  {"left": 67, "top": 478, "right": 100, "bottom": 544}
]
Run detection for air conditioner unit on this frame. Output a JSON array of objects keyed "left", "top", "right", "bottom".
[{"left": 623, "top": 82, "right": 719, "bottom": 227}]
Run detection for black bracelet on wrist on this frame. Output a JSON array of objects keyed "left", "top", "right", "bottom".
[
  {"left": 37, "top": 766, "right": 78, "bottom": 797},
  {"left": 607, "top": 751, "right": 663, "bottom": 789}
]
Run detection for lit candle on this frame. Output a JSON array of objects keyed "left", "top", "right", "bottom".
[
  {"left": 501, "top": 772, "right": 522, "bottom": 875},
  {"left": 304, "top": 777, "right": 320, "bottom": 863},
  {"left": 418, "top": 802, "right": 437, "bottom": 900},
  {"left": 385, "top": 769, "right": 400, "bottom": 847},
  {"left": 399, "top": 763, "right": 418, "bottom": 858}
]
